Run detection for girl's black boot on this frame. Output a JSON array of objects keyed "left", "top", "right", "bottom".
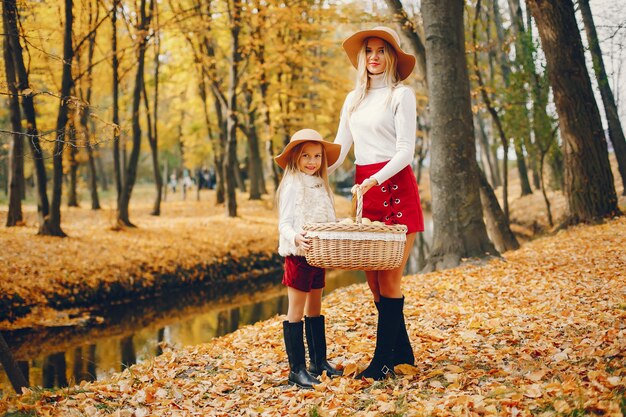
[
  {"left": 283, "top": 321, "right": 321, "bottom": 389},
  {"left": 305, "top": 315, "right": 343, "bottom": 377}
]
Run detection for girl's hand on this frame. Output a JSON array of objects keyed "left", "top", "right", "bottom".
[
  {"left": 295, "top": 232, "right": 311, "bottom": 251},
  {"left": 359, "top": 177, "right": 378, "bottom": 194}
]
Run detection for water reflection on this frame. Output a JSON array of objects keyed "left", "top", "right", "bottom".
[{"left": 0, "top": 269, "right": 365, "bottom": 392}]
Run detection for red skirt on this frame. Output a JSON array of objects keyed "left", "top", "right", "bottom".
[{"left": 355, "top": 161, "right": 424, "bottom": 234}]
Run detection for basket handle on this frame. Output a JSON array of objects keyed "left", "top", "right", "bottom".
[{"left": 350, "top": 184, "right": 363, "bottom": 224}]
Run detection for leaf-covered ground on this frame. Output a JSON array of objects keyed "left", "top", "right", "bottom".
[{"left": 1, "top": 216, "right": 624, "bottom": 416}]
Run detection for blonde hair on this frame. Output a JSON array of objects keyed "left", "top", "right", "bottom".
[
  {"left": 275, "top": 141, "right": 335, "bottom": 212},
  {"left": 348, "top": 37, "right": 400, "bottom": 115}
]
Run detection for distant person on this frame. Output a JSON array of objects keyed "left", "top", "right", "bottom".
[
  {"left": 182, "top": 169, "right": 193, "bottom": 199},
  {"left": 329, "top": 27, "right": 424, "bottom": 380},
  {"left": 169, "top": 173, "right": 178, "bottom": 193},
  {"left": 274, "top": 128, "right": 343, "bottom": 389}
]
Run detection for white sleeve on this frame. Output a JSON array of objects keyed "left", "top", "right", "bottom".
[
  {"left": 278, "top": 180, "right": 298, "bottom": 246},
  {"left": 371, "top": 87, "right": 417, "bottom": 184},
  {"left": 328, "top": 93, "right": 355, "bottom": 175}
]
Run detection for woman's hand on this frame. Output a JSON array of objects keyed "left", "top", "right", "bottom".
[
  {"left": 359, "top": 177, "right": 379, "bottom": 194},
  {"left": 294, "top": 232, "right": 311, "bottom": 251}
]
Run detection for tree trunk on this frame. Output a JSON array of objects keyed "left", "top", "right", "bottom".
[
  {"left": 475, "top": 114, "right": 499, "bottom": 187},
  {"left": 192, "top": 0, "right": 226, "bottom": 205},
  {"left": 527, "top": 0, "right": 620, "bottom": 224},
  {"left": 513, "top": 140, "right": 532, "bottom": 195},
  {"left": 244, "top": 86, "right": 264, "bottom": 200},
  {"left": 3, "top": 8, "right": 24, "bottom": 227},
  {"left": 491, "top": 0, "right": 511, "bottom": 84},
  {"left": 42, "top": 0, "right": 74, "bottom": 237},
  {"left": 255, "top": 27, "right": 279, "bottom": 191},
  {"left": 472, "top": 0, "right": 509, "bottom": 222},
  {"left": 148, "top": 0, "right": 162, "bottom": 215},
  {"left": 111, "top": 0, "right": 122, "bottom": 204},
  {"left": 477, "top": 166, "right": 520, "bottom": 252},
  {"left": 4, "top": 0, "right": 49, "bottom": 230},
  {"left": 117, "top": 0, "right": 153, "bottom": 226},
  {"left": 95, "top": 146, "right": 108, "bottom": 191},
  {"left": 224, "top": 0, "right": 242, "bottom": 217},
  {"left": 579, "top": 0, "right": 626, "bottom": 196},
  {"left": 422, "top": 0, "right": 498, "bottom": 272},
  {"left": 0, "top": 332, "right": 28, "bottom": 393},
  {"left": 80, "top": 0, "right": 100, "bottom": 210},
  {"left": 67, "top": 120, "right": 79, "bottom": 207}
]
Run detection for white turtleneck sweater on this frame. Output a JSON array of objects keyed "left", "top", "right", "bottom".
[
  {"left": 329, "top": 74, "right": 417, "bottom": 184},
  {"left": 278, "top": 172, "right": 336, "bottom": 257}
]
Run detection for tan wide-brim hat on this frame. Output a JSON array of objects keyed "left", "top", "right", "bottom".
[
  {"left": 342, "top": 26, "right": 416, "bottom": 81},
  {"left": 274, "top": 129, "right": 341, "bottom": 170}
]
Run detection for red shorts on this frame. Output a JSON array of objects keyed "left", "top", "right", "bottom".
[
  {"left": 282, "top": 256, "right": 325, "bottom": 292},
  {"left": 355, "top": 161, "right": 424, "bottom": 234}
]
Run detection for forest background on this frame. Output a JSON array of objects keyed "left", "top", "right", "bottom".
[{"left": 1, "top": 0, "right": 624, "bottom": 234}]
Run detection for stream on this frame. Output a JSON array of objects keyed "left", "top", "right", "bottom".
[{"left": 0, "top": 213, "right": 432, "bottom": 393}]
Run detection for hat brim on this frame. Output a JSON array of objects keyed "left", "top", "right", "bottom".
[
  {"left": 342, "top": 29, "right": 416, "bottom": 81},
  {"left": 274, "top": 139, "right": 341, "bottom": 170}
]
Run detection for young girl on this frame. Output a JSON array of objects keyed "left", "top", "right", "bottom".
[
  {"left": 274, "top": 128, "right": 343, "bottom": 389},
  {"left": 329, "top": 26, "right": 424, "bottom": 380}
]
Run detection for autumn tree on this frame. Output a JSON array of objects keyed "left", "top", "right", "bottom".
[
  {"left": 579, "top": 0, "right": 626, "bottom": 196},
  {"left": 117, "top": 0, "right": 154, "bottom": 226},
  {"left": 145, "top": 0, "right": 162, "bottom": 215},
  {"left": 76, "top": 0, "right": 101, "bottom": 210},
  {"left": 3, "top": 0, "right": 24, "bottom": 227},
  {"left": 41, "top": 0, "right": 75, "bottom": 237},
  {"left": 3, "top": 0, "right": 50, "bottom": 232},
  {"left": 111, "top": 0, "right": 122, "bottom": 202},
  {"left": 422, "top": 0, "right": 497, "bottom": 271},
  {"left": 223, "top": 0, "right": 243, "bottom": 217},
  {"left": 527, "top": 0, "right": 620, "bottom": 224}
]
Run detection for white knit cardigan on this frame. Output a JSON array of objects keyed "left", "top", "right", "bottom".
[{"left": 278, "top": 172, "right": 336, "bottom": 257}]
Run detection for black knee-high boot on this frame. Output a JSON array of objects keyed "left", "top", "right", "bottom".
[
  {"left": 305, "top": 315, "right": 343, "bottom": 377},
  {"left": 356, "top": 296, "right": 404, "bottom": 380},
  {"left": 283, "top": 321, "right": 320, "bottom": 389},
  {"left": 375, "top": 298, "right": 415, "bottom": 366}
]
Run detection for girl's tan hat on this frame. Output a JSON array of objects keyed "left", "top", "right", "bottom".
[
  {"left": 342, "top": 26, "right": 416, "bottom": 81},
  {"left": 274, "top": 129, "right": 341, "bottom": 170}
]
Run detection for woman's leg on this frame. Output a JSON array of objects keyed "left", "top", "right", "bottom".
[
  {"left": 356, "top": 233, "right": 418, "bottom": 379},
  {"left": 378, "top": 233, "right": 416, "bottom": 297},
  {"left": 287, "top": 287, "right": 309, "bottom": 322}
]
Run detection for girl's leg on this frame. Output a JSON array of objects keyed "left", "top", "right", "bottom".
[
  {"left": 287, "top": 287, "right": 309, "bottom": 322},
  {"left": 304, "top": 288, "right": 324, "bottom": 318},
  {"left": 283, "top": 285, "right": 320, "bottom": 388},
  {"left": 303, "top": 287, "right": 343, "bottom": 377},
  {"left": 366, "top": 271, "right": 380, "bottom": 301}
]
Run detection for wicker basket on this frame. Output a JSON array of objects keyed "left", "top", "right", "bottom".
[{"left": 302, "top": 187, "right": 407, "bottom": 270}]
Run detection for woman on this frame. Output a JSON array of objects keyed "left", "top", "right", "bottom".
[{"left": 329, "top": 26, "right": 424, "bottom": 380}]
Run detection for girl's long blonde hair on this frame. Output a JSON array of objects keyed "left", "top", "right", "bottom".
[
  {"left": 348, "top": 37, "right": 400, "bottom": 115},
  {"left": 275, "top": 141, "right": 335, "bottom": 212}
]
